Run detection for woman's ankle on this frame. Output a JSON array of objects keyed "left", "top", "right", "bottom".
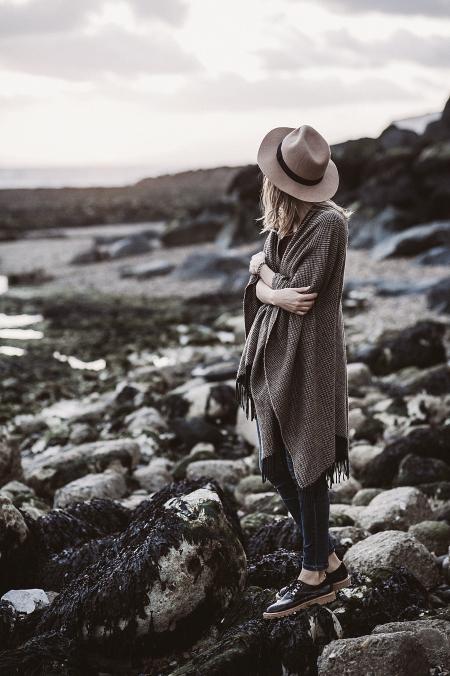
[
  {"left": 326, "top": 551, "right": 341, "bottom": 573},
  {"left": 298, "top": 568, "right": 326, "bottom": 585}
]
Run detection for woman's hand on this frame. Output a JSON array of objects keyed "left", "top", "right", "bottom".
[
  {"left": 273, "top": 286, "right": 318, "bottom": 315},
  {"left": 249, "top": 251, "right": 266, "bottom": 274}
]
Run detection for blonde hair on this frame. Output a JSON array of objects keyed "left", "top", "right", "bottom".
[{"left": 256, "top": 175, "right": 353, "bottom": 238}]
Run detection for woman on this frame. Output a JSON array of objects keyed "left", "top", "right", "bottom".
[{"left": 235, "top": 124, "right": 352, "bottom": 620}]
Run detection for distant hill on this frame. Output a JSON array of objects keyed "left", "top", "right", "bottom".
[{"left": 0, "top": 165, "right": 244, "bottom": 237}]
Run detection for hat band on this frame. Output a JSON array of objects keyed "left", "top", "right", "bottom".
[{"left": 276, "top": 142, "right": 324, "bottom": 186}]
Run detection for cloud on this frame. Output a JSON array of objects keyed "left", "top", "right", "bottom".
[
  {"left": 127, "top": 0, "right": 189, "bottom": 26},
  {"left": 257, "top": 28, "right": 450, "bottom": 70},
  {"left": 141, "top": 72, "right": 416, "bottom": 112},
  {"left": 315, "top": 0, "right": 450, "bottom": 17},
  {"left": 327, "top": 29, "right": 450, "bottom": 69},
  {"left": 0, "top": 0, "right": 189, "bottom": 37},
  {"left": 0, "top": 0, "right": 92, "bottom": 36},
  {"left": 0, "top": 26, "right": 202, "bottom": 80}
]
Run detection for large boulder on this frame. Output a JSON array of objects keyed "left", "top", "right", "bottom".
[
  {"left": 0, "top": 496, "right": 29, "bottom": 561},
  {"left": 371, "top": 618, "right": 450, "bottom": 670},
  {"left": 350, "top": 320, "right": 446, "bottom": 376},
  {"left": 0, "top": 478, "right": 247, "bottom": 661},
  {"left": 24, "top": 439, "right": 140, "bottom": 498},
  {"left": 343, "top": 530, "right": 440, "bottom": 589},
  {"left": 355, "top": 486, "right": 432, "bottom": 533},
  {"left": 318, "top": 631, "right": 429, "bottom": 676},
  {"left": 53, "top": 469, "right": 128, "bottom": 508},
  {"left": 371, "top": 220, "right": 450, "bottom": 261},
  {"left": 0, "top": 440, "right": 22, "bottom": 487},
  {"left": 355, "top": 424, "right": 450, "bottom": 488}
]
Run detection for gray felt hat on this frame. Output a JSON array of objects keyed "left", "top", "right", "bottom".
[{"left": 257, "top": 124, "right": 339, "bottom": 202}]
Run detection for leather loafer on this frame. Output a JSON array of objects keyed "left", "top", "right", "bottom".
[
  {"left": 276, "top": 560, "right": 351, "bottom": 600},
  {"left": 263, "top": 577, "right": 336, "bottom": 619}
]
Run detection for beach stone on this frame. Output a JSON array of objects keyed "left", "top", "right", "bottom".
[
  {"left": 427, "top": 276, "right": 450, "bottom": 315},
  {"left": 40, "top": 393, "right": 114, "bottom": 423},
  {"left": 234, "top": 474, "right": 275, "bottom": 506},
  {"left": 24, "top": 439, "right": 140, "bottom": 498},
  {"left": 239, "top": 512, "right": 287, "bottom": 537},
  {"left": 0, "top": 440, "right": 22, "bottom": 487},
  {"left": 121, "top": 261, "right": 174, "bottom": 279},
  {"left": 395, "top": 363, "right": 450, "bottom": 396},
  {"left": 348, "top": 408, "right": 367, "bottom": 435},
  {"left": 371, "top": 618, "right": 450, "bottom": 670},
  {"left": 352, "top": 488, "right": 384, "bottom": 506},
  {"left": 348, "top": 444, "right": 384, "bottom": 482},
  {"left": 343, "top": 530, "right": 440, "bottom": 589},
  {"left": 371, "top": 220, "right": 450, "bottom": 261},
  {"left": 354, "top": 424, "right": 450, "bottom": 488},
  {"left": 395, "top": 453, "right": 450, "bottom": 486},
  {"left": 330, "top": 504, "right": 364, "bottom": 526},
  {"left": 235, "top": 410, "right": 259, "bottom": 448},
  {"left": 0, "top": 495, "right": 29, "bottom": 557},
  {"left": 347, "top": 362, "right": 372, "bottom": 389},
  {"left": 328, "top": 526, "right": 368, "bottom": 552},
  {"left": 133, "top": 457, "right": 173, "bottom": 493},
  {"left": 356, "top": 486, "right": 432, "bottom": 533},
  {"left": 329, "top": 477, "right": 361, "bottom": 504},
  {"left": 352, "top": 320, "right": 446, "bottom": 376},
  {"left": 53, "top": 469, "right": 127, "bottom": 508},
  {"left": 0, "top": 481, "right": 49, "bottom": 520},
  {"left": 171, "top": 444, "right": 217, "bottom": 480},
  {"left": 169, "top": 417, "right": 224, "bottom": 451},
  {"left": 185, "top": 459, "right": 249, "bottom": 488},
  {"left": 243, "top": 492, "right": 286, "bottom": 514},
  {"left": 1, "top": 589, "right": 49, "bottom": 614},
  {"left": 124, "top": 407, "right": 168, "bottom": 437},
  {"left": 317, "top": 631, "right": 429, "bottom": 676},
  {"left": 408, "top": 520, "right": 450, "bottom": 556},
  {"left": 179, "top": 381, "right": 235, "bottom": 421}
]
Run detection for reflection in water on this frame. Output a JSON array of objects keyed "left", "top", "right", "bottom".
[
  {"left": 0, "top": 313, "right": 43, "bottom": 328},
  {"left": 0, "top": 345, "right": 26, "bottom": 356},
  {"left": 0, "top": 328, "right": 44, "bottom": 340},
  {"left": 53, "top": 351, "right": 106, "bottom": 371}
]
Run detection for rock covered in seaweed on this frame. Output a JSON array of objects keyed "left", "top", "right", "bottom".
[{"left": 0, "top": 477, "right": 247, "bottom": 666}]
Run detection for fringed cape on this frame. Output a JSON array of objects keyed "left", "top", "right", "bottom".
[{"left": 235, "top": 206, "right": 350, "bottom": 490}]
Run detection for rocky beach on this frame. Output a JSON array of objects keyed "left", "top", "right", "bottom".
[{"left": 0, "top": 98, "right": 450, "bottom": 675}]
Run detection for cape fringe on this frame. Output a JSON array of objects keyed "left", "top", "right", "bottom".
[
  {"left": 323, "top": 435, "right": 350, "bottom": 490},
  {"left": 235, "top": 363, "right": 256, "bottom": 422},
  {"left": 259, "top": 435, "right": 350, "bottom": 489}
]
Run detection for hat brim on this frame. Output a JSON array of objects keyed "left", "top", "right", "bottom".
[{"left": 257, "top": 126, "right": 339, "bottom": 202}]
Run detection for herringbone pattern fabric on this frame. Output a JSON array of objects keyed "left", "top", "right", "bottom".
[{"left": 235, "top": 205, "right": 350, "bottom": 489}]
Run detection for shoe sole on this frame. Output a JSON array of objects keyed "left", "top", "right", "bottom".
[
  {"left": 275, "top": 574, "right": 352, "bottom": 600},
  {"left": 263, "top": 590, "right": 336, "bottom": 619}
]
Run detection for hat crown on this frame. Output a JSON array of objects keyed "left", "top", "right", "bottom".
[{"left": 280, "top": 125, "right": 331, "bottom": 181}]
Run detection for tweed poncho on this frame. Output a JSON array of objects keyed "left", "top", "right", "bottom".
[{"left": 235, "top": 205, "right": 350, "bottom": 490}]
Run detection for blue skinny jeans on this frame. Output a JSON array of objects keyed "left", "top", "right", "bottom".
[{"left": 256, "top": 416, "right": 336, "bottom": 571}]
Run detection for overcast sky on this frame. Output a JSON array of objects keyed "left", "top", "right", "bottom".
[{"left": 0, "top": 0, "right": 449, "bottom": 171}]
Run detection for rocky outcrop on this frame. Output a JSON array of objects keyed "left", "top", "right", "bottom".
[{"left": 0, "top": 478, "right": 247, "bottom": 668}]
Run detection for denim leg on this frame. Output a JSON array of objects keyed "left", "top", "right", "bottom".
[
  {"left": 284, "top": 448, "right": 334, "bottom": 571},
  {"left": 255, "top": 417, "right": 303, "bottom": 531}
]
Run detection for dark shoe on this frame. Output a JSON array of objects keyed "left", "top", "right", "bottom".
[
  {"left": 325, "top": 561, "right": 351, "bottom": 591},
  {"left": 275, "top": 561, "right": 351, "bottom": 600},
  {"left": 263, "top": 577, "right": 336, "bottom": 619}
]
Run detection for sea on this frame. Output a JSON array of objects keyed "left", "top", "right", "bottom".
[{"left": 0, "top": 165, "right": 165, "bottom": 190}]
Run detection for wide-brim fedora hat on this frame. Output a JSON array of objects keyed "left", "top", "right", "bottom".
[{"left": 257, "top": 124, "right": 339, "bottom": 202}]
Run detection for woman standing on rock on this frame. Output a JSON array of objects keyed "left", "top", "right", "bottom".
[{"left": 236, "top": 124, "right": 352, "bottom": 619}]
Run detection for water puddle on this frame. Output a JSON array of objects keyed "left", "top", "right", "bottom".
[
  {"left": 53, "top": 351, "right": 106, "bottom": 371},
  {"left": 0, "top": 328, "right": 44, "bottom": 340}
]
